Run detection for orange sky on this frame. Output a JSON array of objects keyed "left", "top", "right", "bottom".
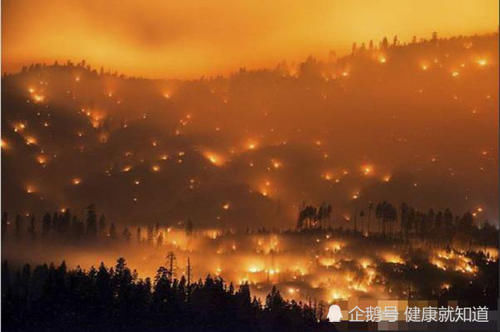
[{"left": 2, "top": 0, "right": 498, "bottom": 78}]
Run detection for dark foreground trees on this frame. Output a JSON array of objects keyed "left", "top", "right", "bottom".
[{"left": 1, "top": 258, "right": 333, "bottom": 332}]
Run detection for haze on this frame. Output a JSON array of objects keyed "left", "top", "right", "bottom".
[{"left": 2, "top": 0, "right": 498, "bottom": 78}]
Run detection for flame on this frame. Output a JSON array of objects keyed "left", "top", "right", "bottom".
[
  {"left": 323, "top": 172, "right": 333, "bottom": 181},
  {"left": 203, "top": 151, "right": 225, "bottom": 166},
  {"left": 477, "top": 58, "right": 487, "bottom": 66},
  {"left": 361, "top": 164, "right": 374, "bottom": 175},
  {"left": 26, "top": 185, "right": 36, "bottom": 194},
  {"left": 36, "top": 155, "right": 47, "bottom": 165},
  {"left": 32, "top": 94, "right": 45, "bottom": 103},
  {"left": 25, "top": 136, "right": 37, "bottom": 145},
  {"left": 271, "top": 159, "right": 282, "bottom": 169}
]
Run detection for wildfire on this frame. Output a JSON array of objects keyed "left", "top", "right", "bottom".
[
  {"left": 203, "top": 151, "right": 225, "bottom": 166},
  {"left": 441, "top": 283, "right": 451, "bottom": 290},
  {"left": 246, "top": 140, "right": 258, "bottom": 150},
  {"left": 36, "top": 155, "right": 47, "bottom": 165},
  {"left": 361, "top": 165, "right": 374, "bottom": 176},
  {"left": 271, "top": 159, "right": 282, "bottom": 169},
  {"left": 322, "top": 172, "right": 333, "bottom": 181},
  {"left": 32, "top": 94, "right": 45, "bottom": 103},
  {"left": 382, "top": 253, "right": 403, "bottom": 264},
  {"left": 431, "top": 259, "right": 447, "bottom": 270},
  {"left": 25, "top": 136, "right": 37, "bottom": 145},
  {"left": 477, "top": 58, "right": 487, "bottom": 67},
  {"left": 248, "top": 265, "right": 263, "bottom": 273}
]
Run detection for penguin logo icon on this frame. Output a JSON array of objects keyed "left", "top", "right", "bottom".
[{"left": 327, "top": 304, "right": 343, "bottom": 322}]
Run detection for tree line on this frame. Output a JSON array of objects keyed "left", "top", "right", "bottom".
[
  {"left": 297, "top": 201, "right": 498, "bottom": 247},
  {"left": 1, "top": 258, "right": 332, "bottom": 332}
]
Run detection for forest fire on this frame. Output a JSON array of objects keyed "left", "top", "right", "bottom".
[
  {"left": 1, "top": 2, "right": 498, "bottom": 329},
  {"left": 203, "top": 151, "right": 225, "bottom": 166}
]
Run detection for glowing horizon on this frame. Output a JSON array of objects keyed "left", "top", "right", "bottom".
[{"left": 2, "top": 0, "right": 498, "bottom": 79}]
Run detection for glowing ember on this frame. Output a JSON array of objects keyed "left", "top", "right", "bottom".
[
  {"left": 271, "top": 159, "right": 282, "bottom": 169},
  {"left": 204, "top": 151, "right": 224, "bottom": 166},
  {"left": 441, "top": 283, "right": 451, "bottom": 290},
  {"left": 477, "top": 59, "right": 487, "bottom": 66},
  {"left": 13, "top": 123, "right": 26, "bottom": 132},
  {"left": 362, "top": 166, "right": 373, "bottom": 176},
  {"left": 382, "top": 253, "right": 403, "bottom": 264},
  {"left": 32, "top": 94, "right": 45, "bottom": 103},
  {"left": 72, "top": 178, "right": 82, "bottom": 185},
  {"left": 36, "top": 155, "right": 47, "bottom": 165},
  {"left": 246, "top": 140, "right": 258, "bottom": 150},
  {"left": 25, "top": 136, "right": 37, "bottom": 145}
]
